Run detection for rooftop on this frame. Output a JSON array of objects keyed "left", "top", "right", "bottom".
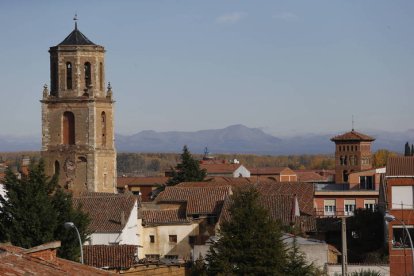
[
  {"left": 387, "top": 156, "right": 414, "bottom": 176},
  {"left": 330, "top": 130, "right": 375, "bottom": 142},
  {"left": 58, "top": 23, "right": 97, "bottom": 46}
]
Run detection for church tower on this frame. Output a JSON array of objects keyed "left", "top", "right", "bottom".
[
  {"left": 331, "top": 129, "right": 375, "bottom": 183},
  {"left": 41, "top": 22, "right": 117, "bottom": 193}
]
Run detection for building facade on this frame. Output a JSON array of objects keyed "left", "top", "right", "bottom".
[
  {"left": 331, "top": 130, "right": 375, "bottom": 183},
  {"left": 41, "top": 23, "right": 116, "bottom": 193}
]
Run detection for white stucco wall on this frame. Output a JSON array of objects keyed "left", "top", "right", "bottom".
[
  {"left": 233, "top": 165, "right": 250, "bottom": 178},
  {"left": 142, "top": 223, "right": 199, "bottom": 260},
  {"left": 88, "top": 201, "right": 139, "bottom": 246}
]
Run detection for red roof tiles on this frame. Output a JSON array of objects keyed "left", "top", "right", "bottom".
[
  {"left": 200, "top": 163, "right": 243, "bottom": 174},
  {"left": 156, "top": 186, "right": 231, "bottom": 215},
  {"left": 331, "top": 130, "right": 375, "bottom": 142},
  {"left": 74, "top": 193, "right": 137, "bottom": 233},
  {"left": 141, "top": 206, "right": 191, "bottom": 226},
  {"left": 249, "top": 167, "right": 295, "bottom": 175},
  {"left": 117, "top": 177, "right": 168, "bottom": 188},
  {"left": 387, "top": 156, "right": 414, "bottom": 176},
  {"left": 83, "top": 245, "right": 137, "bottom": 269}
]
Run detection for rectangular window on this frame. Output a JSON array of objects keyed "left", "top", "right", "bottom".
[
  {"left": 189, "top": 236, "right": 196, "bottom": 245},
  {"left": 344, "top": 200, "right": 356, "bottom": 216},
  {"left": 360, "top": 176, "right": 374, "bottom": 190},
  {"left": 392, "top": 226, "right": 414, "bottom": 249},
  {"left": 145, "top": 254, "right": 160, "bottom": 260},
  {"left": 164, "top": 255, "right": 178, "bottom": 260},
  {"left": 149, "top": 235, "right": 155, "bottom": 243},
  {"left": 392, "top": 186, "right": 414, "bottom": 209},
  {"left": 364, "top": 199, "right": 376, "bottom": 211},
  {"left": 324, "top": 200, "right": 336, "bottom": 216},
  {"left": 169, "top": 235, "right": 177, "bottom": 243}
]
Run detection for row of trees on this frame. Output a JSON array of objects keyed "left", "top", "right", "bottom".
[
  {"left": 0, "top": 161, "right": 89, "bottom": 261},
  {"left": 404, "top": 142, "right": 414, "bottom": 156}
]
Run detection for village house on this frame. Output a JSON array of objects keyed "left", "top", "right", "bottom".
[
  {"left": 200, "top": 163, "right": 250, "bottom": 178},
  {"left": 74, "top": 193, "right": 140, "bottom": 246},
  {"left": 386, "top": 156, "right": 414, "bottom": 276},
  {"left": 249, "top": 167, "right": 298, "bottom": 182},
  {"left": 117, "top": 176, "right": 168, "bottom": 201}
]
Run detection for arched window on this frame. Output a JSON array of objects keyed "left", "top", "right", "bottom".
[
  {"left": 101, "top": 111, "right": 106, "bottom": 146},
  {"left": 63, "top": 111, "right": 75, "bottom": 145},
  {"left": 66, "top": 62, "right": 72, "bottom": 90},
  {"left": 51, "top": 62, "right": 58, "bottom": 94},
  {"left": 54, "top": 160, "right": 60, "bottom": 175},
  {"left": 99, "top": 62, "right": 103, "bottom": 90},
  {"left": 84, "top": 62, "right": 91, "bottom": 87}
]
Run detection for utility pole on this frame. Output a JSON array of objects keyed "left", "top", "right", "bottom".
[{"left": 341, "top": 217, "right": 348, "bottom": 276}]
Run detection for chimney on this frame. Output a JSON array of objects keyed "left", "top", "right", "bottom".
[
  {"left": 24, "top": 241, "right": 61, "bottom": 263},
  {"left": 121, "top": 211, "right": 126, "bottom": 227}
]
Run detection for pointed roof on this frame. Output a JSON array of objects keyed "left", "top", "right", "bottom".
[
  {"left": 58, "top": 23, "right": 96, "bottom": 46},
  {"left": 331, "top": 130, "right": 375, "bottom": 142}
]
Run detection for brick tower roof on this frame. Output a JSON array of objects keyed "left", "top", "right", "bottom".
[
  {"left": 330, "top": 130, "right": 375, "bottom": 142},
  {"left": 58, "top": 23, "right": 96, "bottom": 46}
]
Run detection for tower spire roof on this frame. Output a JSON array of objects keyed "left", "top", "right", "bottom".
[{"left": 58, "top": 15, "right": 96, "bottom": 46}]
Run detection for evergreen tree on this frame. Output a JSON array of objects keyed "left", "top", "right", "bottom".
[
  {"left": 284, "top": 237, "right": 321, "bottom": 276},
  {"left": 206, "top": 186, "right": 286, "bottom": 275},
  {"left": 167, "top": 145, "right": 206, "bottom": 186},
  {"left": 405, "top": 142, "right": 411, "bottom": 156},
  {"left": 0, "top": 160, "right": 89, "bottom": 261},
  {"left": 411, "top": 144, "right": 414, "bottom": 156}
]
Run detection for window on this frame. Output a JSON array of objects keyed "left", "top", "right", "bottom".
[
  {"left": 340, "top": 156, "right": 344, "bottom": 165},
  {"left": 344, "top": 200, "right": 356, "bottom": 216},
  {"left": 54, "top": 160, "right": 60, "bottom": 175},
  {"left": 66, "top": 62, "right": 72, "bottom": 89},
  {"left": 145, "top": 254, "right": 160, "bottom": 261},
  {"left": 392, "top": 226, "right": 414, "bottom": 249},
  {"left": 189, "top": 236, "right": 196, "bottom": 245},
  {"left": 324, "top": 200, "right": 336, "bottom": 216},
  {"left": 360, "top": 176, "right": 374, "bottom": 190},
  {"left": 164, "top": 255, "right": 178, "bottom": 260},
  {"left": 169, "top": 235, "right": 177, "bottom": 243},
  {"left": 84, "top": 62, "right": 91, "bottom": 87},
  {"left": 101, "top": 112, "right": 106, "bottom": 146},
  {"left": 62, "top": 111, "right": 75, "bottom": 145},
  {"left": 149, "top": 235, "right": 155, "bottom": 243},
  {"left": 364, "top": 200, "right": 376, "bottom": 211},
  {"left": 392, "top": 186, "right": 414, "bottom": 209},
  {"left": 99, "top": 62, "right": 103, "bottom": 90}
]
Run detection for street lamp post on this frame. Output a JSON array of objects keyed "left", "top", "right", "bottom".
[
  {"left": 385, "top": 212, "right": 414, "bottom": 275},
  {"left": 64, "top": 222, "right": 84, "bottom": 264}
]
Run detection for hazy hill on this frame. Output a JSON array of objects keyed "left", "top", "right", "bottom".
[{"left": 1, "top": 125, "right": 413, "bottom": 154}]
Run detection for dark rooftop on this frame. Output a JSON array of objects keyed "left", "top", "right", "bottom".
[
  {"left": 331, "top": 130, "right": 375, "bottom": 142},
  {"left": 58, "top": 23, "right": 96, "bottom": 46}
]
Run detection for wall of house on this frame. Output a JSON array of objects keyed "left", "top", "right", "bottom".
[
  {"left": 142, "top": 223, "right": 199, "bottom": 260},
  {"left": 314, "top": 195, "right": 378, "bottom": 217},
  {"left": 297, "top": 243, "right": 328, "bottom": 269},
  {"left": 387, "top": 177, "right": 414, "bottom": 276},
  {"left": 233, "top": 165, "right": 250, "bottom": 178},
  {"left": 348, "top": 170, "right": 381, "bottom": 190}
]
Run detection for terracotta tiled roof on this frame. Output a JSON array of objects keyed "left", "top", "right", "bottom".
[
  {"left": 330, "top": 130, "right": 375, "bottom": 142},
  {"left": 0, "top": 243, "right": 112, "bottom": 275},
  {"left": 141, "top": 206, "right": 191, "bottom": 226},
  {"left": 249, "top": 167, "right": 295, "bottom": 175},
  {"left": 219, "top": 192, "right": 316, "bottom": 232},
  {"left": 296, "top": 171, "right": 328, "bottom": 182},
  {"left": 74, "top": 193, "right": 137, "bottom": 233},
  {"left": 83, "top": 245, "right": 137, "bottom": 269},
  {"left": 117, "top": 177, "right": 168, "bottom": 188},
  {"left": 255, "top": 181, "right": 315, "bottom": 216},
  {"left": 156, "top": 186, "right": 231, "bottom": 215},
  {"left": 387, "top": 156, "right": 414, "bottom": 176},
  {"left": 200, "top": 163, "right": 243, "bottom": 174}
]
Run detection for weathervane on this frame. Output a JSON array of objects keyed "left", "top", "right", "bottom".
[
  {"left": 352, "top": 115, "right": 354, "bottom": 131},
  {"left": 73, "top": 13, "right": 78, "bottom": 30}
]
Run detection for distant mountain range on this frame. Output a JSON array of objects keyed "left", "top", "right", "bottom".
[{"left": 1, "top": 125, "right": 414, "bottom": 154}]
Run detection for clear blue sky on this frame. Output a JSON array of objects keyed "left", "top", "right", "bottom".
[{"left": 0, "top": 0, "right": 413, "bottom": 137}]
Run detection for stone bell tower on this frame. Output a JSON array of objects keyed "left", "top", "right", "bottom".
[{"left": 41, "top": 22, "right": 117, "bottom": 194}]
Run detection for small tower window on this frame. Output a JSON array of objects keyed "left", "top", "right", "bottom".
[
  {"left": 66, "top": 62, "right": 72, "bottom": 90},
  {"left": 99, "top": 62, "right": 103, "bottom": 90},
  {"left": 54, "top": 160, "right": 60, "bottom": 175},
  {"left": 63, "top": 111, "right": 75, "bottom": 145},
  {"left": 101, "top": 111, "right": 107, "bottom": 146},
  {"left": 51, "top": 62, "right": 58, "bottom": 94},
  {"left": 84, "top": 62, "right": 91, "bottom": 87}
]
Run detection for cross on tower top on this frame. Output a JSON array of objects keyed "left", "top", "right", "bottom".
[{"left": 73, "top": 13, "right": 78, "bottom": 30}]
